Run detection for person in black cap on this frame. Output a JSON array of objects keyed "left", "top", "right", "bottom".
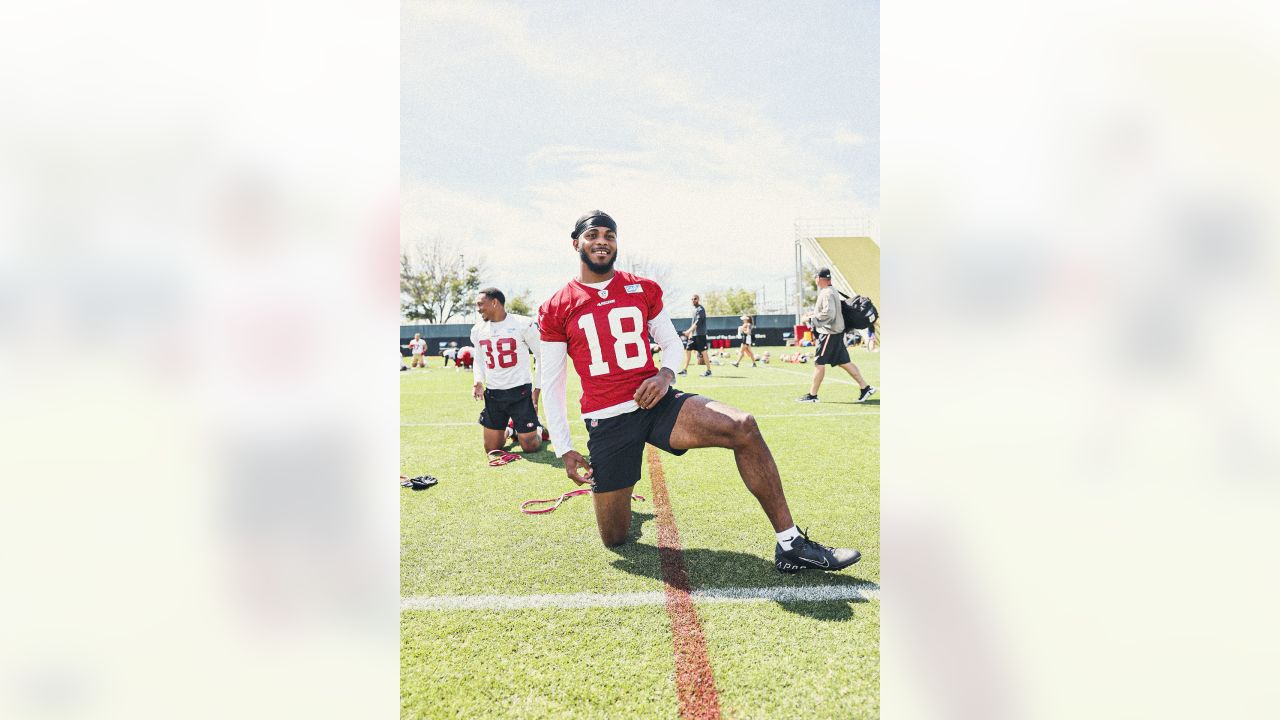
[{"left": 798, "top": 268, "right": 877, "bottom": 403}]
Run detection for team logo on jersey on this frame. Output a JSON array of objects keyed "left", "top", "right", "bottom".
[
  {"left": 590, "top": 419, "right": 599, "bottom": 427},
  {"left": 625, "top": 283, "right": 642, "bottom": 293},
  {"left": 598, "top": 289, "right": 609, "bottom": 299}
]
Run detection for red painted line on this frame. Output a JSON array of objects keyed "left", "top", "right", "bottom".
[{"left": 646, "top": 447, "right": 722, "bottom": 720}]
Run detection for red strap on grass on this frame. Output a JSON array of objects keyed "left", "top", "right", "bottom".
[
  {"left": 520, "top": 488, "right": 646, "bottom": 514},
  {"left": 487, "top": 450, "right": 523, "bottom": 467}
]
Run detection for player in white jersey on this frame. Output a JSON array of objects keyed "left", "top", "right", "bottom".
[
  {"left": 408, "top": 333, "right": 427, "bottom": 368},
  {"left": 470, "top": 287, "right": 544, "bottom": 459}
]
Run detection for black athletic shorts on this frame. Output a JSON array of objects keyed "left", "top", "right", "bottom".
[
  {"left": 478, "top": 383, "right": 539, "bottom": 433},
  {"left": 740, "top": 332, "right": 753, "bottom": 347},
  {"left": 687, "top": 334, "right": 708, "bottom": 352},
  {"left": 584, "top": 389, "right": 697, "bottom": 493},
  {"left": 814, "top": 332, "right": 851, "bottom": 366}
]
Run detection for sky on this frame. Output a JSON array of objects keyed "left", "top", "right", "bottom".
[{"left": 402, "top": 0, "right": 879, "bottom": 317}]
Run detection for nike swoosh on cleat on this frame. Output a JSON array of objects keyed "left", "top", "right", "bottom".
[{"left": 799, "top": 555, "right": 829, "bottom": 568}]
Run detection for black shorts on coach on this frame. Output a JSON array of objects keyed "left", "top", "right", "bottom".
[
  {"left": 584, "top": 388, "right": 697, "bottom": 493},
  {"left": 478, "top": 383, "right": 539, "bottom": 434},
  {"left": 814, "top": 332, "right": 851, "bottom": 366},
  {"left": 688, "top": 334, "right": 708, "bottom": 352}
]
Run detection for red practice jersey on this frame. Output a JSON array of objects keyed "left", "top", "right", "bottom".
[{"left": 538, "top": 271, "right": 664, "bottom": 415}]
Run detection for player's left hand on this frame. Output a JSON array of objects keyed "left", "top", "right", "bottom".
[
  {"left": 472, "top": 383, "right": 484, "bottom": 400},
  {"left": 633, "top": 370, "right": 672, "bottom": 410}
]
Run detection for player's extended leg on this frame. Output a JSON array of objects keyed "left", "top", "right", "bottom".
[
  {"left": 680, "top": 348, "right": 693, "bottom": 371},
  {"left": 591, "top": 486, "right": 634, "bottom": 547},
  {"left": 667, "top": 397, "right": 794, "bottom": 532}
]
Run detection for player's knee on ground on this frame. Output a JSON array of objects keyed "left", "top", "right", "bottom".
[
  {"left": 600, "top": 524, "right": 629, "bottom": 547},
  {"left": 518, "top": 435, "right": 541, "bottom": 453}
]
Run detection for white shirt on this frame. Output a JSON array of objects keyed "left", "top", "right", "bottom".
[
  {"left": 469, "top": 313, "right": 542, "bottom": 391},
  {"left": 409, "top": 338, "right": 426, "bottom": 355}
]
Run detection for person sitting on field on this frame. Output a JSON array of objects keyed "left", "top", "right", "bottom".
[
  {"left": 470, "top": 287, "right": 544, "bottom": 463},
  {"left": 408, "top": 332, "right": 428, "bottom": 368}
]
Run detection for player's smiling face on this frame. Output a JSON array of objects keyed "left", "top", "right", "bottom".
[
  {"left": 576, "top": 226, "right": 617, "bottom": 274},
  {"left": 476, "top": 293, "right": 499, "bottom": 321}
]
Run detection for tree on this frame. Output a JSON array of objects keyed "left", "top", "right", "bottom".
[
  {"left": 801, "top": 259, "right": 822, "bottom": 309},
  {"left": 703, "top": 287, "right": 757, "bottom": 317},
  {"left": 400, "top": 241, "right": 484, "bottom": 324},
  {"left": 506, "top": 289, "right": 534, "bottom": 317}
]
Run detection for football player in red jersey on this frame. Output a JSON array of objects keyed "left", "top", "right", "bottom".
[{"left": 539, "top": 211, "right": 861, "bottom": 573}]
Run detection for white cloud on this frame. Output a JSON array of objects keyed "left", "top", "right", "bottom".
[
  {"left": 834, "top": 130, "right": 870, "bottom": 146},
  {"left": 401, "top": 0, "right": 877, "bottom": 312}
]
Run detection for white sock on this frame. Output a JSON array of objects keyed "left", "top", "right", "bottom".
[{"left": 776, "top": 526, "right": 800, "bottom": 551}]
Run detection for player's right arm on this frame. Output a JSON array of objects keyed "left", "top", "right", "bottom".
[
  {"left": 539, "top": 298, "right": 592, "bottom": 484},
  {"left": 538, "top": 340, "right": 592, "bottom": 483}
]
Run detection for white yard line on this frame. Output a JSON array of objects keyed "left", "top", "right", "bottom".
[{"left": 401, "top": 583, "right": 880, "bottom": 611}]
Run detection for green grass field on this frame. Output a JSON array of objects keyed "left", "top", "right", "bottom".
[{"left": 402, "top": 347, "right": 879, "bottom": 719}]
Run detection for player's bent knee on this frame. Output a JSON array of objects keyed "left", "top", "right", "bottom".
[
  {"left": 734, "top": 413, "right": 761, "bottom": 444},
  {"left": 519, "top": 437, "right": 541, "bottom": 452}
]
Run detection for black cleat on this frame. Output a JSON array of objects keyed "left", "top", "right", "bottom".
[
  {"left": 857, "top": 385, "right": 877, "bottom": 402},
  {"left": 676, "top": 369, "right": 687, "bottom": 376},
  {"left": 797, "top": 393, "right": 819, "bottom": 403},
  {"left": 400, "top": 475, "right": 439, "bottom": 491},
  {"left": 702, "top": 370, "right": 712, "bottom": 377},
  {"left": 775, "top": 529, "right": 860, "bottom": 573}
]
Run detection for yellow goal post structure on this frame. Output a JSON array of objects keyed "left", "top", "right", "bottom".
[{"left": 793, "top": 218, "right": 880, "bottom": 329}]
